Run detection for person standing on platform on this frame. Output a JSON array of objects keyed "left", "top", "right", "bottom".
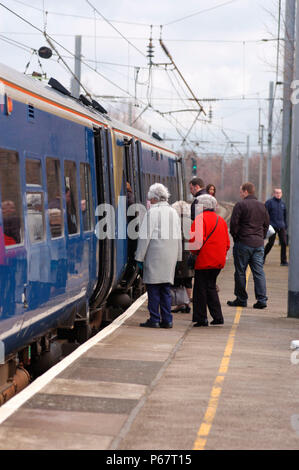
[
  {"left": 135, "top": 183, "right": 182, "bottom": 329},
  {"left": 189, "top": 195, "right": 230, "bottom": 327},
  {"left": 206, "top": 184, "right": 216, "bottom": 197},
  {"left": 228, "top": 182, "right": 269, "bottom": 309},
  {"left": 264, "top": 188, "right": 288, "bottom": 266},
  {"left": 189, "top": 178, "right": 207, "bottom": 221},
  {"left": 171, "top": 200, "right": 193, "bottom": 313}
]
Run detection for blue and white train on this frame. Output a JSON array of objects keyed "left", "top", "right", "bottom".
[{"left": 0, "top": 63, "right": 184, "bottom": 402}]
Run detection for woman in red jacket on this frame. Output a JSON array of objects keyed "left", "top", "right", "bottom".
[{"left": 189, "top": 195, "right": 230, "bottom": 327}]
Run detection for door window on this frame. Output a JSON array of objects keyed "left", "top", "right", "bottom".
[
  {"left": 80, "top": 163, "right": 93, "bottom": 232},
  {"left": 64, "top": 161, "right": 79, "bottom": 235},
  {"left": 46, "top": 158, "right": 63, "bottom": 238},
  {"left": 26, "top": 159, "right": 45, "bottom": 243}
]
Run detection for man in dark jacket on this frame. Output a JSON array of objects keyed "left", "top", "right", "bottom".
[
  {"left": 189, "top": 178, "right": 207, "bottom": 221},
  {"left": 228, "top": 182, "right": 270, "bottom": 309},
  {"left": 264, "top": 188, "right": 288, "bottom": 266}
]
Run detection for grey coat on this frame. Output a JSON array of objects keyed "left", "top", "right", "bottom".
[{"left": 135, "top": 201, "right": 182, "bottom": 284}]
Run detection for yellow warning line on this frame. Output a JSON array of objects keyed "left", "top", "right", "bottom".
[{"left": 193, "top": 269, "right": 250, "bottom": 451}]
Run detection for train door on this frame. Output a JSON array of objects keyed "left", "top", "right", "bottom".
[
  {"left": 120, "top": 138, "right": 141, "bottom": 288},
  {"left": 24, "top": 156, "right": 52, "bottom": 313},
  {"left": 80, "top": 130, "right": 97, "bottom": 298},
  {"left": 90, "top": 126, "right": 115, "bottom": 309},
  {"left": 124, "top": 139, "right": 137, "bottom": 257}
]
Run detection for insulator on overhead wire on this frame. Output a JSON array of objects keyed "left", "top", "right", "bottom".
[{"left": 147, "top": 38, "right": 155, "bottom": 64}]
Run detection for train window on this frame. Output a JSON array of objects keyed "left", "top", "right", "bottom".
[
  {"left": 80, "top": 163, "right": 93, "bottom": 232},
  {"left": 26, "top": 159, "right": 42, "bottom": 186},
  {"left": 0, "top": 149, "right": 23, "bottom": 246},
  {"left": 146, "top": 174, "right": 150, "bottom": 194},
  {"left": 46, "top": 158, "right": 63, "bottom": 238},
  {"left": 64, "top": 161, "right": 79, "bottom": 235},
  {"left": 26, "top": 191, "right": 45, "bottom": 243}
]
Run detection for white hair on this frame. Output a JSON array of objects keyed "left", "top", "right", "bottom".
[
  {"left": 148, "top": 183, "right": 170, "bottom": 202},
  {"left": 197, "top": 194, "right": 217, "bottom": 211}
]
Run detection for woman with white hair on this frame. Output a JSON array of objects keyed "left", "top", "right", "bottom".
[
  {"left": 135, "top": 183, "right": 182, "bottom": 328},
  {"left": 189, "top": 194, "right": 230, "bottom": 327}
]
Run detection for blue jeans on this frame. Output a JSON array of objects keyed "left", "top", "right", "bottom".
[
  {"left": 233, "top": 242, "right": 267, "bottom": 304},
  {"left": 146, "top": 283, "right": 172, "bottom": 324}
]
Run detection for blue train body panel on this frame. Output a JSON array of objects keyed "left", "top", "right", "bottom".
[{"left": 0, "top": 99, "right": 98, "bottom": 355}]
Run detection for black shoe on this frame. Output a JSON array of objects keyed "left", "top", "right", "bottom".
[
  {"left": 227, "top": 299, "right": 247, "bottom": 307},
  {"left": 140, "top": 320, "right": 160, "bottom": 328},
  {"left": 172, "top": 305, "right": 191, "bottom": 313},
  {"left": 171, "top": 306, "right": 182, "bottom": 313},
  {"left": 193, "top": 321, "right": 209, "bottom": 327},
  {"left": 253, "top": 301, "right": 267, "bottom": 309},
  {"left": 280, "top": 262, "right": 289, "bottom": 266},
  {"left": 160, "top": 322, "right": 173, "bottom": 329},
  {"left": 210, "top": 319, "right": 224, "bottom": 325}
]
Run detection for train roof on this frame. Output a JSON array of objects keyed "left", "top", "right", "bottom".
[{"left": 0, "top": 62, "right": 177, "bottom": 157}]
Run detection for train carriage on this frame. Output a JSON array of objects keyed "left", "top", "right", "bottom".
[{"left": 0, "top": 63, "right": 183, "bottom": 402}]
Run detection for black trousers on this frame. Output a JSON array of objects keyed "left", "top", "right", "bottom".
[
  {"left": 264, "top": 228, "right": 287, "bottom": 264},
  {"left": 192, "top": 269, "right": 223, "bottom": 323}
]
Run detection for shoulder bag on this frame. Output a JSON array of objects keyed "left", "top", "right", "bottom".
[{"left": 188, "top": 215, "right": 219, "bottom": 269}]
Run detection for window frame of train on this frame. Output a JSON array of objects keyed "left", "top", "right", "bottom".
[
  {"left": 145, "top": 173, "right": 151, "bottom": 197},
  {"left": 124, "top": 138, "right": 139, "bottom": 204},
  {"left": 25, "top": 157, "right": 46, "bottom": 244},
  {"left": 64, "top": 160, "right": 79, "bottom": 236},
  {"left": 79, "top": 162, "right": 94, "bottom": 232},
  {"left": 0, "top": 148, "right": 24, "bottom": 247},
  {"left": 46, "top": 157, "right": 64, "bottom": 239},
  {"left": 135, "top": 141, "right": 144, "bottom": 203}
]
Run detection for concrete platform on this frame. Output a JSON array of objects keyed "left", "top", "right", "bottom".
[{"left": 0, "top": 245, "right": 298, "bottom": 450}]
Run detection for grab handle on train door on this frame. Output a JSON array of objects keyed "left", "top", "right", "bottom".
[{"left": 22, "top": 285, "right": 28, "bottom": 309}]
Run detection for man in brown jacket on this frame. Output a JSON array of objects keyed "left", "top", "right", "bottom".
[{"left": 227, "top": 182, "right": 270, "bottom": 309}]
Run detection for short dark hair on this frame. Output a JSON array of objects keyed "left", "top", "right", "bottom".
[
  {"left": 189, "top": 177, "right": 204, "bottom": 188},
  {"left": 242, "top": 182, "right": 255, "bottom": 195}
]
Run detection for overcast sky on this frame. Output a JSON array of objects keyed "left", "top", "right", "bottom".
[{"left": 0, "top": 0, "right": 285, "bottom": 158}]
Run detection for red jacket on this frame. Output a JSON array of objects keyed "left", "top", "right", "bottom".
[{"left": 189, "top": 210, "right": 230, "bottom": 270}]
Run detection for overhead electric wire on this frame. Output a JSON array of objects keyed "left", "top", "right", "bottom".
[
  {"left": 4, "top": 3, "right": 203, "bottom": 150},
  {"left": 0, "top": 31, "right": 278, "bottom": 44},
  {"left": 10, "top": 0, "right": 152, "bottom": 26},
  {"left": 164, "top": 0, "right": 241, "bottom": 26},
  {"left": 1, "top": 1, "right": 275, "bottom": 154},
  {"left": 0, "top": 33, "right": 35, "bottom": 53},
  {"left": 0, "top": 33, "right": 148, "bottom": 73},
  {"left": 0, "top": 2, "right": 137, "bottom": 96},
  {"left": 10, "top": 0, "right": 244, "bottom": 30},
  {"left": 164, "top": 69, "right": 195, "bottom": 114},
  {"left": 85, "top": 0, "right": 147, "bottom": 59}
]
